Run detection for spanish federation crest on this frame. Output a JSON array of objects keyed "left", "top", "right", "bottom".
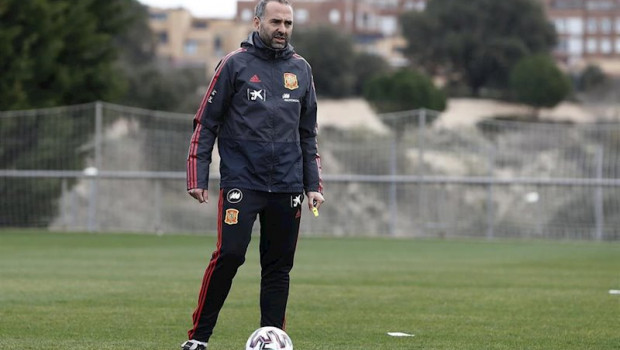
[
  {"left": 225, "top": 209, "right": 239, "bottom": 225},
  {"left": 283, "top": 73, "right": 299, "bottom": 90}
]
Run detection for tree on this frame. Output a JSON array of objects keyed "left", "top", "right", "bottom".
[
  {"left": 0, "top": 0, "right": 131, "bottom": 110},
  {"left": 292, "top": 27, "right": 356, "bottom": 98},
  {"left": 401, "top": 0, "right": 556, "bottom": 96},
  {"left": 113, "top": 1, "right": 158, "bottom": 68},
  {"left": 0, "top": 0, "right": 134, "bottom": 226},
  {"left": 575, "top": 64, "right": 607, "bottom": 93},
  {"left": 352, "top": 52, "right": 391, "bottom": 96},
  {"left": 364, "top": 69, "right": 446, "bottom": 114},
  {"left": 509, "top": 55, "right": 571, "bottom": 116},
  {"left": 292, "top": 27, "right": 389, "bottom": 98},
  {"left": 363, "top": 68, "right": 445, "bottom": 142},
  {"left": 112, "top": 1, "right": 206, "bottom": 113}
]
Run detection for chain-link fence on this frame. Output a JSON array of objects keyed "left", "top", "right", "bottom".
[{"left": 1, "top": 101, "right": 619, "bottom": 239}]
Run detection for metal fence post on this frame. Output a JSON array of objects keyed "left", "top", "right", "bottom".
[
  {"left": 486, "top": 148, "right": 495, "bottom": 239},
  {"left": 154, "top": 179, "right": 162, "bottom": 234},
  {"left": 418, "top": 109, "right": 427, "bottom": 236},
  {"left": 388, "top": 137, "right": 397, "bottom": 236},
  {"left": 60, "top": 178, "right": 69, "bottom": 230},
  {"left": 418, "top": 109, "right": 426, "bottom": 174},
  {"left": 594, "top": 145, "right": 604, "bottom": 240},
  {"left": 87, "top": 102, "right": 103, "bottom": 232}
]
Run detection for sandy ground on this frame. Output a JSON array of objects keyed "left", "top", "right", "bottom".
[
  {"left": 317, "top": 97, "right": 600, "bottom": 132},
  {"left": 437, "top": 98, "right": 597, "bottom": 127},
  {"left": 317, "top": 98, "right": 390, "bottom": 133}
]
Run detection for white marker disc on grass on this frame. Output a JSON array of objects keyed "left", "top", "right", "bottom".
[{"left": 387, "top": 332, "right": 415, "bottom": 337}]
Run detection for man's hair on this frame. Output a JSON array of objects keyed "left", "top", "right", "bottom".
[{"left": 254, "top": 0, "right": 292, "bottom": 19}]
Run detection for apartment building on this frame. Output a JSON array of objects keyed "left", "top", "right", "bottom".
[
  {"left": 543, "top": 0, "right": 620, "bottom": 72},
  {"left": 146, "top": 1, "right": 426, "bottom": 71},
  {"left": 147, "top": 1, "right": 620, "bottom": 75},
  {"left": 236, "top": 0, "right": 426, "bottom": 66},
  {"left": 237, "top": 0, "right": 424, "bottom": 35},
  {"left": 147, "top": 7, "right": 249, "bottom": 73}
]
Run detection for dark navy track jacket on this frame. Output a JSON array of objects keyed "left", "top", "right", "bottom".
[{"left": 186, "top": 33, "right": 322, "bottom": 194}]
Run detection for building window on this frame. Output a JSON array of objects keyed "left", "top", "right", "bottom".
[
  {"left": 557, "top": 38, "right": 569, "bottom": 53},
  {"left": 601, "top": 38, "right": 612, "bottom": 53},
  {"left": 380, "top": 16, "right": 398, "bottom": 36},
  {"left": 214, "top": 36, "right": 223, "bottom": 56},
  {"left": 551, "top": 0, "right": 582, "bottom": 9},
  {"left": 359, "top": 12, "right": 370, "bottom": 30},
  {"left": 157, "top": 32, "right": 168, "bottom": 44},
  {"left": 615, "top": 38, "right": 620, "bottom": 53},
  {"left": 214, "top": 36, "right": 222, "bottom": 51},
  {"left": 554, "top": 18, "right": 567, "bottom": 34},
  {"left": 376, "top": 0, "right": 399, "bottom": 9},
  {"left": 568, "top": 37, "right": 583, "bottom": 55},
  {"left": 586, "top": 0, "right": 615, "bottom": 11},
  {"left": 587, "top": 18, "right": 598, "bottom": 33},
  {"left": 241, "top": 8, "right": 253, "bottom": 22},
  {"left": 600, "top": 18, "right": 612, "bottom": 33},
  {"left": 615, "top": 18, "right": 620, "bottom": 32},
  {"left": 405, "top": 1, "right": 426, "bottom": 11},
  {"left": 150, "top": 12, "right": 167, "bottom": 20},
  {"left": 184, "top": 40, "right": 198, "bottom": 55},
  {"left": 192, "top": 20, "right": 208, "bottom": 29},
  {"left": 586, "top": 37, "right": 598, "bottom": 53},
  {"left": 566, "top": 17, "right": 583, "bottom": 35},
  {"left": 329, "top": 9, "right": 341, "bottom": 24},
  {"left": 295, "top": 8, "right": 309, "bottom": 23}
]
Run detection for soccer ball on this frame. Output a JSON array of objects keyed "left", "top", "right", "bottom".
[{"left": 245, "top": 326, "right": 293, "bottom": 350}]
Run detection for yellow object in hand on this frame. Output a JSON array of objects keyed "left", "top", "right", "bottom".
[{"left": 312, "top": 207, "right": 319, "bottom": 217}]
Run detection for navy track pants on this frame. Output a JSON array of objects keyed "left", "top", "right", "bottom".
[{"left": 187, "top": 188, "right": 304, "bottom": 342}]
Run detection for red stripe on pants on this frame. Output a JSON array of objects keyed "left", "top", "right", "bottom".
[{"left": 188, "top": 189, "right": 224, "bottom": 339}]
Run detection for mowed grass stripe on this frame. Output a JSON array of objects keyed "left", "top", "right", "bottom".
[{"left": 0, "top": 231, "right": 618, "bottom": 349}]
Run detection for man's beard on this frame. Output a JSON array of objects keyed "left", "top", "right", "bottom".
[{"left": 260, "top": 29, "right": 288, "bottom": 49}]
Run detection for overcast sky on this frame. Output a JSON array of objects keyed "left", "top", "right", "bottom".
[{"left": 137, "top": 0, "right": 238, "bottom": 18}]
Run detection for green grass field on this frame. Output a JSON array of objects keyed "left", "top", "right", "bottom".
[{"left": 0, "top": 230, "right": 618, "bottom": 350}]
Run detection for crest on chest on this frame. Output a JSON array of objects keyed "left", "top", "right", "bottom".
[{"left": 283, "top": 73, "right": 299, "bottom": 90}]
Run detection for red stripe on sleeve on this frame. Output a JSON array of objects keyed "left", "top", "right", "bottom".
[
  {"left": 186, "top": 48, "right": 245, "bottom": 190},
  {"left": 315, "top": 153, "right": 323, "bottom": 193}
]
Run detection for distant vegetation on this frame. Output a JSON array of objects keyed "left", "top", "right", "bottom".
[
  {"left": 509, "top": 54, "right": 572, "bottom": 117},
  {"left": 400, "top": 0, "right": 557, "bottom": 99},
  {"left": 363, "top": 68, "right": 446, "bottom": 116},
  {"left": 292, "top": 27, "right": 390, "bottom": 99}
]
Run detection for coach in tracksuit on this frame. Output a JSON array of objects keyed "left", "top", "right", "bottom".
[{"left": 182, "top": 1, "right": 324, "bottom": 349}]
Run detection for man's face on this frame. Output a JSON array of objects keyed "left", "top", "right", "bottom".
[{"left": 254, "top": 2, "right": 293, "bottom": 49}]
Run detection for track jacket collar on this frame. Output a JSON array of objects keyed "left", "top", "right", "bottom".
[{"left": 241, "top": 32, "right": 295, "bottom": 61}]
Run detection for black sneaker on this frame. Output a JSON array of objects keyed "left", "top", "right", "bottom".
[{"left": 181, "top": 340, "right": 207, "bottom": 350}]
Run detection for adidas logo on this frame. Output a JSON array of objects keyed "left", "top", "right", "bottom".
[{"left": 250, "top": 74, "right": 261, "bottom": 83}]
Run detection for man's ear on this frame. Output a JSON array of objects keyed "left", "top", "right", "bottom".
[{"left": 253, "top": 16, "right": 260, "bottom": 30}]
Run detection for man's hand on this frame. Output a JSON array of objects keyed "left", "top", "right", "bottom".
[
  {"left": 188, "top": 188, "right": 208, "bottom": 203},
  {"left": 307, "top": 191, "right": 324, "bottom": 213}
]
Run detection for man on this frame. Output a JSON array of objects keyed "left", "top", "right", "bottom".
[{"left": 182, "top": 0, "right": 324, "bottom": 349}]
